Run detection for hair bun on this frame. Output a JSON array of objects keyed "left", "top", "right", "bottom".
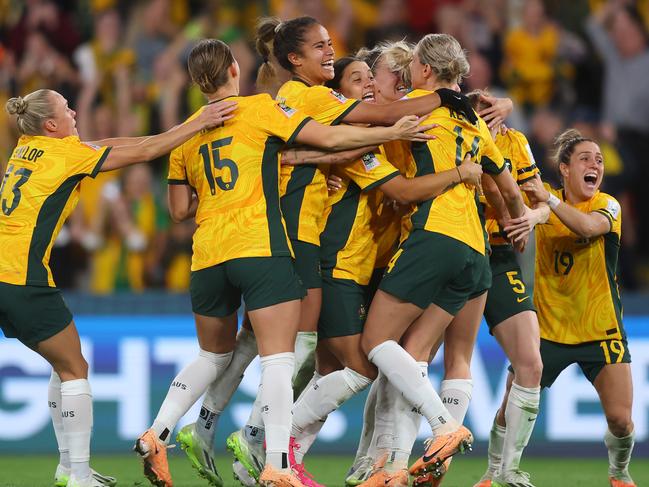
[
  {"left": 554, "top": 128, "right": 583, "bottom": 147},
  {"left": 6, "top": 97, "right": 28, "bottom": 116}
]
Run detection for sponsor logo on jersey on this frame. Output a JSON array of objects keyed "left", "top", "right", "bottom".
[
  {"left": 276, "top": 102, "right": 297, "bottom": 118},
  {"left": 606, "top": 198, "right": 621, "bottom": 220},
  {"left": 329, "top": 90, "right": 348, "bottom": 103},
  {"left": 361, "top": 152, "right": 380, "bottom": 172}
]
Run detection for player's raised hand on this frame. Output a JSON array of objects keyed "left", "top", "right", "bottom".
[
  {"left": 197, "top": 100, "right": 238, "bottom": 129},
  {"left": 391, "top": 115, "right": 438, "bottom": 142}
]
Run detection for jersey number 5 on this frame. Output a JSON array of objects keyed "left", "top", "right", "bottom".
[
  {"left": 1, "top": 165, "right": 33, "bottom": 216},
  {"left": 199, "top": 137, "right": 239, "bottom": 195}
]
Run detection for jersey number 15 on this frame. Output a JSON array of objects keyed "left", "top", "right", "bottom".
[{"left": 199, "top": 137, "right": 239, "bottom": 195}]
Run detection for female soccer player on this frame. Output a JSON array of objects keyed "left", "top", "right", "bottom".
[
  {"left": 0, "top": 89, "right": 235, "bottom": 487},
  {"left": 487, "top": 129, "right": 637, "bottom": 487},
  {"left": 359, "top": 33, "right": 528, "bottom": 482},
  {"left": 133, "top": 38, "right": 436, "bottom": 487},
  {"left": 227, "top": 16, "right": 478, "bottom": 483},
  {"left": 285, "top": 56, "right": 483, "bottom": 487}
]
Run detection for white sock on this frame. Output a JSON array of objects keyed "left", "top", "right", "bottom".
[
  {"left": 291, "top": 368, "right": 372, "bottom": 463},
  {"left": 486, "top": 415, "right": 506, "bottom": 477},
  {"left": 61, "top": 379, "right": 93, "bottom": 480},
  {"left": 198, "top": 329, "right": 257, "bottom": 448},
  {"left": 501, "top": 382, "right": 540, "bottom": 474},
  {"left": 368, "top": 341, "right": 458, "bottom": 434},
  {"left": 440, "top": 379, "right": 473, "bottom": 423},
  {"left": 357, "top": 375, "right": 379, "bottom": 462},
  {"left": 388, "top": 364, "right": 425, "bottom": 472},
  {"left": 604, "top": 429, "right": 635, "bottom": 477},
  {"left": 292, "top": 331, "right": 317, "bottom": 397},
  {"left": 152, "top": 349, "right": 233, "bottom": 443},
  {"left": 367, "top": 372, "right": 395, "bottom": 461},
  {"left": 291, "top": 372, "right": 325, "bottom": 465},
  {"left": 48, "top": 371, "right": 70, "bottom": 469},
  {"left": 260, "top": 352, "right": 295, "bottom": 470}
]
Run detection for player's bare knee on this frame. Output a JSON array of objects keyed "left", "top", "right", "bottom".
[
  {"left": 606, "top": 411, "right": 633, "bottom": 437},
  {"left": 514, "top": 357, "right": 542, "bottom": 386}
]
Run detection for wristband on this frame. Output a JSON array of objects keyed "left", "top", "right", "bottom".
[
  {"left": 455, "top": 166, "right": 463, "bottom": 183},
  {"left": 547, "top": 193, "right": 560, "bottom": 209}
]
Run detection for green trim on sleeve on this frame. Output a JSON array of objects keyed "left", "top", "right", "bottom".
[
  {"left": 89, "top": 146, "right": 111, "bottom": 178},
  {"left": 517, "top": 163, "right": 539, "bottom": 176},
  {"left": 481, "top": 155, "right": 506, "bottom": 175},
  {"left": 517, "top": 174, "right": 537, "bottom": 185},
  {"left": 363, "top": 171, "right": 400, "bottom": 192},
  {"left": 167, "top": 178, "right": 190, "bottom": 185},
  {"left": 594, "top": 208, "right": 614, "bottom": 233},
  {"left": 332, "top": 100, "right": 362, "bottom": 126},
  {"left": 286, "top": 117, "right": 313, "bottom": 146}
]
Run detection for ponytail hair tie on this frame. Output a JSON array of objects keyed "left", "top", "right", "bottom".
[{"left": 275, "top": 22, "right": 284, "bottom": 33}]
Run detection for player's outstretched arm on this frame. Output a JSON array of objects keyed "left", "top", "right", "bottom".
[
  {"left": 520, "top": 177, "right": 611, "bottom": 238},
  {"left": 295, "top": 116, "right": 434, "bottom": 151},
  {"left": 99, "top": 100, "right": 237, "bottom": 172}
]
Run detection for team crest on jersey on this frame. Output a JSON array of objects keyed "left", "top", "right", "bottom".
[
  {"left": 606, "top": 198, "right": 621, "bottom": 220},
  {"left": 276, "top": 102, "right": 297, "bottom": 118},
  {"left": 361, "top": 152, "right": 380, "bottom": 172},
  {"left": 329, "top": 90, "right": 348, "bottom": 103}
]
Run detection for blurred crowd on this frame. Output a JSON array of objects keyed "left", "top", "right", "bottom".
[{"left": 1, "top": 0, "right": 649, "bottom": 292}]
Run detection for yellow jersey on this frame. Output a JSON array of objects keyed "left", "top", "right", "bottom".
[
  {"left": 405, "top": 89, "right": 506, "bottom": 254},
  {"left": 535, "top": 187, "right": 623, "bottom": 344},
  {"left": 320, "top": 150, "right": 399, "bottom": 285},
  {"left": 373, "top": 141, "right": 414, "bottom": 268},
  {"left": 484, "top": 128, "right": 540, "bottom": 246},
  {"left": 276, "top": 79, "right": 361, "bottom": 246},
  {"left": 0, "top": 135, "right": 110, "bottom": 286},
  {"left": 168, "top": 94, "right": 311, "bottom": 271}
]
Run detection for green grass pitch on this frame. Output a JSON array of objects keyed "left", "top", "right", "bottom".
[{"left": 0, "top": 453, "right": 647, "bottom": 486}]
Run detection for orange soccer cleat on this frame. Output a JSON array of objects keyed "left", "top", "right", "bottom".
[
  {"left": 412, "top": 457, "right": 452, "bottom": 487},
  {"left": 472, "top": 480, "right": 492, "bottom": 487},
  {"left": 134, "top": 429, "right": 174, "bottom": 487},
  {"left": 358, "top": 468, "right": 408, "bottom": 487},
  {"left": 409, "top": 426, "right": 473, "bottom": 477},
  {"left": 259, "top": 465, "right": 307, "bottom": 487},
  {"left": 609, "top": 475, "right": 637, "bottom": 487}
]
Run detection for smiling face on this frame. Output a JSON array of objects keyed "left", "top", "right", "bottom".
[
  {"left": 338, "top": 61, "right": 376, "bottom": 103},
  {"left": 372, "top": 56, "right": 407, "bottom": 103},
  {"left": 560, "top": 141, "right": 604, "bottom": 201},
  {"left": 289, "top": 24, "right": 335, "bottom": 85},
  {"left": 47, "top": 91, "right": 78, "bottom": 137}
]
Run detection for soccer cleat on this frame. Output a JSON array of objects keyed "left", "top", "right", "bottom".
[
  {"left": 358, "top": 468, "right": 408, "bottom": 487},
  {"left": 67, "top": 472, "right": 117, "bottom": 487},
  {"left": 409, "top": 426, "right": 473, "bottom": 477},
  {"left": 288, "top": 437, "right": 324, "bottom": 487},
  {"left": 413, "top": 458, "right": 452, "bottom": 487},
  {"left": 345, "top": 456, "right": 374, "bottom": 486},
  {"left": 177, "top": 423, "right": 224, "bottom": 487},
  {"left": 491, "top": 470, "right": 536, "bottom": 487},
  {"left": 259, "top": 465, "right": 307, "bottom": 487},
  {"left": 226, "top": 430, "right": 265, "bottom": 483},
  {"left": 134, "top": 428, "right": 174, "bottom": 487},
  {"left": 55, "top": 466, "right": 117, "bottom": 487},
  {"left": 609, "top": 470, "right": 636, "bottom": 487},
  {"left": 233, "top": 460, "right": 258, "bottom": 487},
  {"left": 473, "top": 479, "right": 493, "bottom": 487}
]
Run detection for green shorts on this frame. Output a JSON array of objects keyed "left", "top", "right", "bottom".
[
  {"left": 190, "top": 257, "right": 306, "bottom": 318},
  {"left": 0, "top": 282, "right": 73, "bottom": 349},
  {"left": 539, "top": 337, "right": 632, "bottom": 388},
  {"left": 291, "top": 240, "right": 322, "bottom": 289},
  {"left": 318, "top": 274, "right": 369, "bottom": 339},
  {"left": 484, "top": 246, "right": 535, "bottom": 332},
  {"left": 468, "top": 252, "right": 492, "bottom": 300},
  {"left": 380, "top": 230, "right": 486, "bottom": 314}
]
